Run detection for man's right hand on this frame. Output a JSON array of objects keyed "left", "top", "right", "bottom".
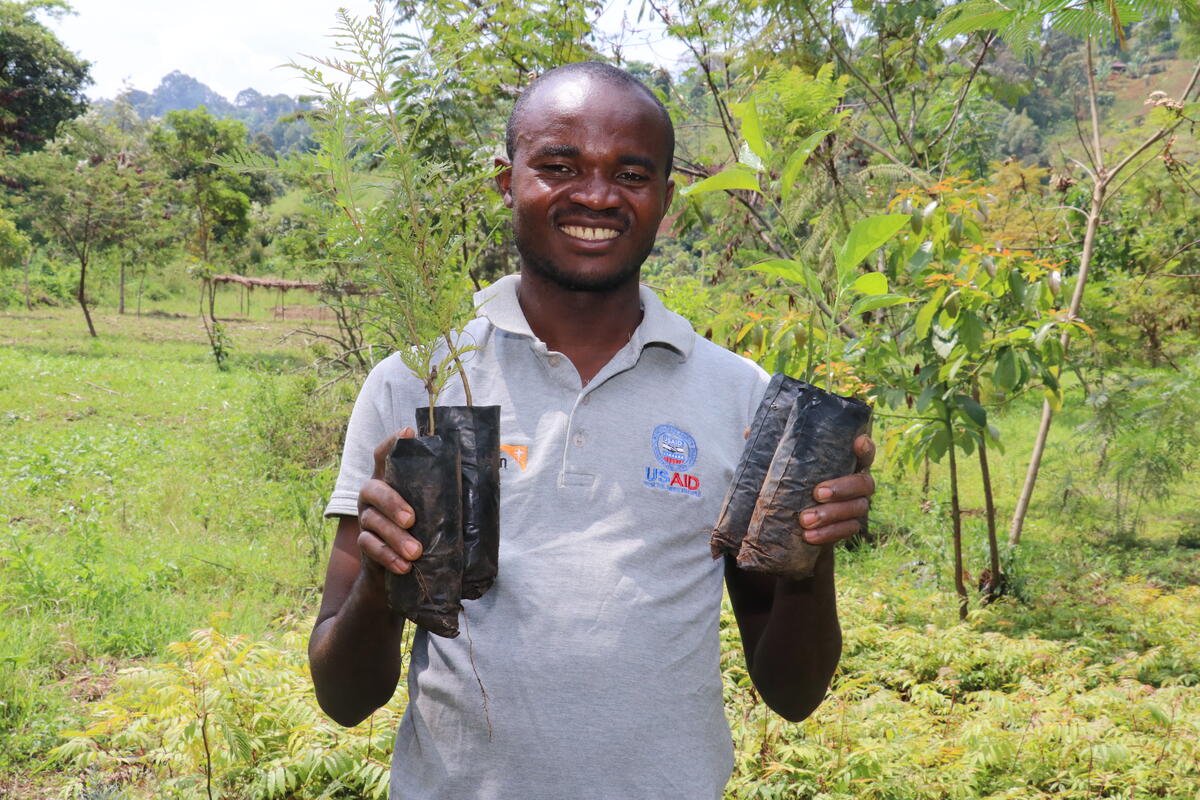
[{"left": 357, "top": 427, "right": 424, "bottom": 575}]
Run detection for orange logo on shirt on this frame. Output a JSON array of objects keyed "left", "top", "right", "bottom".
[{"left": 501, "top": 444, "right": 528, "bottom": 471}]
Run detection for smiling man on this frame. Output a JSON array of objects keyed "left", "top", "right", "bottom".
[{"left": 309, "top": 62, "right": 875, "bottom": 800}]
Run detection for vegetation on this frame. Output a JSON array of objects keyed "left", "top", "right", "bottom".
[
  {"left": 2, "top": 0, "right": 1200, "bottom": 797},
  {"left": 0, "top": 0, "right": 91, "bottom": 156}
]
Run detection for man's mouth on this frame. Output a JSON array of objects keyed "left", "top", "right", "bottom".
[{"left": 559, "top": 225, "right": 620, "bottom": 241}]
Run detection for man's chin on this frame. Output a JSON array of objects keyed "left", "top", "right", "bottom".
[{"left": 520, "top": 255, "right": 641, "bottom": 293}]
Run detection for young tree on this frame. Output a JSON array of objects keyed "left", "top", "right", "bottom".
[
  {"left": 150, "top": 107, "right": 270, "bottom": 365},
  {"left": 9, "top": 117, "right": 159, "bottom": 335},
  {"left": 933, "top": 0, "right": 1200, "bottom": 545}
]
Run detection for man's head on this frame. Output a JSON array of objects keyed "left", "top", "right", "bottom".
[
  {"left": 496, "top": 63, "right": 676, "bottom": 293},
  {"left": 505, "top": 63, "right": 675, "bottom": 175}
]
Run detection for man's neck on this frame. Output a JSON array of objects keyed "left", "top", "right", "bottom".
[{"left": 515, "top": 270, "right": 644, "bottom": 385}]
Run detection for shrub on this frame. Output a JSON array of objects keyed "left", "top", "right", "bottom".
[{"left": 54, "top": 620, "right": 407, "bottom": 800}]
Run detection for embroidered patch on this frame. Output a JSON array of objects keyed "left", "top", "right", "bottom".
[
  {"left": 500, "top": 444, "right": 528, "bottom": 471},
  {"left": 645, "top": 424, "right": 701, "bottom": 497}
]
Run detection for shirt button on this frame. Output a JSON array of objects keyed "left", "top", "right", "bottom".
[
  {"left": 573, "top": 431, "right": 585, "bottom": 447},
  {"left": 548, "top": 354, "right": 560, "bottom": 367},
  {"left": 581, "top": 395, "right": 590, "bottom": 406}
]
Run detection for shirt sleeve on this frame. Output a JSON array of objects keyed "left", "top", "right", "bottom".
[{"left": 323, "top": 354, "right": 421, "bottom": 518}]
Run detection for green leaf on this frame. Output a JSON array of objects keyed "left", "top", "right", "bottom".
[
  {"left": 915, "top": 287, "right": 946, "bottom": 340},
  {"left": 850, "top": 272, "right": 888, "bottom": 295},
  {"left": 928, "top": 426, "right": 950, "bottom": 462},
  {"left": 746, "top": 259, "right": 822, "bottom": 297},
  {"left": 679, "top": 167, "right": 761, "bottom": 197},
  {"left": 729, "top": 100, "right": 769, "bottom": 163},
  {"left": 781, "top": 129, "right": 829, "bottom": 204},
  {"left": 916, "top": 384, "right": 937, "bottom": 412},
  {"left": 958, "top": 394, "right": 987, "bottom": 428},
  {"left": 958, "top": 310, "right": 984, "bottom": 353},
  {"left": 1044, "top": 385, "right": 1064, "bottom": 412},
  {"left": 848, "top": 294, "right": 915, "bottom": 316},
  {"left": 835, "top": 214, "right": 910, "bottom": 280},
  {"left": 1007, "top": 268, "right": 1026, "bottom": 304},
  {"left": 994, "top": 347, "right": 1018, "bottom": 391}
]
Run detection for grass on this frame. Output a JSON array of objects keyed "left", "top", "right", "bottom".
[
  {"left": 3, "top": 300, "right": 1199, "bottom": 799},
  {"left": 0, "top": 303, "right": 344, "bottom": 793}
]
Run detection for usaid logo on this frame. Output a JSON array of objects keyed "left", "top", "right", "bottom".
[{"left": 645, "top": 424, "right": 701, "bottom": 497}]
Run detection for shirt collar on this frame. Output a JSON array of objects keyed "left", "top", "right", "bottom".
[{"left": 474, "top": 274, "right": 695, "bottom": 359}]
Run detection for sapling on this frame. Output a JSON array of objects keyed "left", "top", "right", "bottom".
[
  {"left": 291, "top": 3, "right": 501, "bottom": 635},
  {"left": 688, "top": 102, "right": 906, "bottom": 578}
]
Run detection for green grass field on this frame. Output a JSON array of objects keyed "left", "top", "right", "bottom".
[{"left": 2, "top": 301, "right": 1198, "bottom": 799}]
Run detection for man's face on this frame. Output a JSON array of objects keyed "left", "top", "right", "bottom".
[{"left": 496, "top": 77, "right": 675, "bottom": 293}]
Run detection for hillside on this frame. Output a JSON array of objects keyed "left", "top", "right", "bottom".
[{"left": 94, "top": 70, "right": 315, "bottom": 155}]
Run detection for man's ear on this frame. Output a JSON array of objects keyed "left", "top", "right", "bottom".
[
  {"left": 495, "top": 157, "right": 513, "bottom": 208},
  {"left": 663, "top": 177, "right": 675, "bottom": 216}
]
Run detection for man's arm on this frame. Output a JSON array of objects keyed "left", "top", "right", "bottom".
[
  {"left": 308, "top": 429, "right": 425, "bottom": 727},
  {"left": 724, "top": 435, "right": 874, "bottom": 723}
]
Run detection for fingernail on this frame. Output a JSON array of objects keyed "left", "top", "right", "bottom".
[
  {"left": 403, "top": 542, "right": 421, "bottom": 560},
  {"left": 801, "top": 511, "right": 818, "bottom": 527},
  {"left": 816, "top": 488, "right": 832, "bottom": 501}
]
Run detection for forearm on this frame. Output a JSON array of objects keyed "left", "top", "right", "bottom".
[
  {"left": 730, "top": 546, "right": 842, "bottom": 722},
  {"left": 309, "top": 562, "right": 407, "bottom": 727}
]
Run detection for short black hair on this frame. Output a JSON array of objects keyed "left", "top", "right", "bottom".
[{"left": 504, "top": 62, "right": 675, "bottom": 176}]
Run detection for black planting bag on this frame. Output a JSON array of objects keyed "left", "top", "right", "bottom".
[
  {"left": 383, "top": 434, "right": 464, "bottom": 637},
  {"left": 737, "top": 386, "right": 871, "bottom": 579},
  {"left": 417, "top": 405, "right": 501, "bottom": 600},
  {"left": 711, "top": 374, "right": 810, "bottom": 558}
]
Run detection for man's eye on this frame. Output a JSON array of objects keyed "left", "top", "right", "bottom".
[
  {"left": 619, "top": 172, "right": 648, "bottom": 182},
  {"left": 541, "top": 164, "right": 571, "bottom": 174}
]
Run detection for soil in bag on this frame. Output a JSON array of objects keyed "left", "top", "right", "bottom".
[
  {"left": 737, "top": 387, "right": 871, "bottom": 579},
  {"left": 383, "top": 434, "right": 464, "bottom": 637},
  {"left": 417, "top": 405, "right": 501, "bottom": 600},
  {"left": 711, "top": 374, "right": 810, "bottom": 559}
]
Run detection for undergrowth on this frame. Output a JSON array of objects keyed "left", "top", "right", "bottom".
[{"left": 8, "top": 306, "right": 1200, "bottom": 799}]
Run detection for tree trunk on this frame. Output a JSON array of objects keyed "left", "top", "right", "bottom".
[
  {"left": 921, "top": 454, "right": 931, "bottom": 504},
  {"left": 78, "top": 255, "right": 96, "bottom": 338},
  {"left": 1009, "top": 189, "right": 1103, "bottom": 546},
  {"left": 978, "top": 432, "right": 1001, "bottom": 601},
  {"left": 946, "top": 411, "right": 967, "bottom": 621},
  {"left": 23, "top": 251, "right": 32, "bottom": 311},
  {"left": 119, "top": 260, "right": 126, "bottom": 314}
]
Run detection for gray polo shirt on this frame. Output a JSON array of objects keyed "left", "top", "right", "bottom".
[{"left": 326, "top": 274, "right": 770, "bottom": 799}]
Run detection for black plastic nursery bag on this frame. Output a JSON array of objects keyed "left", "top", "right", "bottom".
[
  {"left": 711, "top": 374, "right": 810, "bottom": 558},
  {"left": 737, "top": 386, "right": 871, "bottom": 579},
  {"left": 383, "top": 434, "right": 464, "bottom": 638},
  {"left": 417, "top": 405, "right": 501, "bottom": 600}
]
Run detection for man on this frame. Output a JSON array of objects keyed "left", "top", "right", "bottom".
[{"left": 309, "top": 62, "right": 875, "bottom": 799}]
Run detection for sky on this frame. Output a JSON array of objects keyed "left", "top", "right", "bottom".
[{"left": 44, "top": 1, "right": 689, "bottom": 102}]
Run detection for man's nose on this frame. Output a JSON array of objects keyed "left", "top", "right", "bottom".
[{"left": 567, "top": 172, "right": 619, "bottom": 209}]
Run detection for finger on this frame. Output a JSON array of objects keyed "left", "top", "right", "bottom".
[
  {"left": 372, "top": 427, "right": 416, "bottom": 478},
  {"left": 359, "top": 499, "right": 423, "bottom": 550},
  {"left": 799, "top": 497, "right": 870, "bottom": 530},
  {"left": 800, "top": 518, "right": 861, "bottom": 546},
  {"left": 358, "top": 528, "right": 414, "bottom": 574},
  {"left": 359, "top": 477, "right": 415, "bottom": 529},
  {"left": 854, "top": 434, "right": 876, "bottom": 471},
  {"left": 813, "top": 472, "right": 876, "bottom": 503}
]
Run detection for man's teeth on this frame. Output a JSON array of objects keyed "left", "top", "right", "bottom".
[{"left": 560, "top": 225, "right": 619, "bottom": 241}]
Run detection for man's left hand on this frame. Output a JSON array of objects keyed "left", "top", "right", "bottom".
[{"left": 798, "top": 434, "right": 875, "bottom": 545}]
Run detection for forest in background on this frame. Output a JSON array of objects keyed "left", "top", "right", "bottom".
[{"left": 3, "top": 0, "right": 1200, "bottom": 797}]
